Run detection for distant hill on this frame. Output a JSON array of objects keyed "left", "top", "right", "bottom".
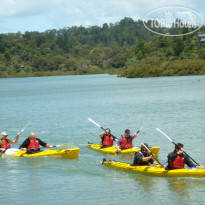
[{"left": 0, "top": 17, "right": 204, "bottom": 78}]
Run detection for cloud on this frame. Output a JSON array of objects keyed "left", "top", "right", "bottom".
[
  {"left": 0, "top": 0, "right": 64, "bottom": 18},
  {"left": 0, "top": 0, "right": 203, "bottom": 33},
  {"left": 51, "top": 0, "right": 203, "bottom": 28}
]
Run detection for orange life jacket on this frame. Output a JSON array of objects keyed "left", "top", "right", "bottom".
[
  {"left": 28, "top": 138, "right": 40, "bottom": 150},
  {"left": 121, "top": 136, "right": 133, "bottom": 149},
  {"left": 169, "top": 153, "right": 185, "bottom": 169},
  {"left": 102, "top": 135, "right": 114, "bottom": 146},
  {"left": 1, "top": 139, "right": 11, "bottom": 149}
]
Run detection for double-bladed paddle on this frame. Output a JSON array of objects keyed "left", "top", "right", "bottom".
[{"left": 156, "top": 128, "right": 200, "bottom": 166}]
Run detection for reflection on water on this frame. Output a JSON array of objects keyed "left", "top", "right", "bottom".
[{"left": 168, "top": 178, "right": 205, "bottom": 197}]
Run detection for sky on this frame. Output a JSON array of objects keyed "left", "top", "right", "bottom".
[{"left": 0, "top": 0, "right": 204, "bottom": 34}]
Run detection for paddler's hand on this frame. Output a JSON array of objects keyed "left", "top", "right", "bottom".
[
  {"left": 177, "top": 148, "right": 184, "bottom": 155},
  {"left": 47, "top": 144, "right": 53, "bottom": 148},
  {"left": 197, "top": 165, "right": 204, "bottom": 169},
  {"left": 151, "top": 154, "right": 155, "bottom": 158},
  {"left": 21, "top": 148, "right": 27, "bottom": 151},
  {"left": 116, "top": 149, "right": 121, "bottom": 154},
  {"left": 1, "top": 148, "right": 6, "bottom": 152}
]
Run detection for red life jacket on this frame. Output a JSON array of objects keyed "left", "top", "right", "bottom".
[
  {"left": 120, "top": 136, "right": 133, "bottom": 149},
  {"left": 102, "top": 135, "right": 114, "bottom": 146},
  {"left": 1, "top": 139, "right": 11, "bottom": 149},
  {"left": 28, "top": 138, "right": 40, "bottom": 150},
  {"left": 169, "top": 153, "right": 185, "bottom": 169}
]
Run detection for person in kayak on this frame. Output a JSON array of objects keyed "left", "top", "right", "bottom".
[
  {"left": 115, "top": 129, "right": 137, "bottom": 153},
  {"left": 165, "top": 143, "right": 196, "bottom": 170},
  {"left": 99, "top": 128, "right": 118, "bottom": 148},
  {"left": 131, "top": 143, "right": 158, "bottom": 166},
  {"left": 0, "top": 131, "right": 21, "bottom": 152},
  {"left": 19, "top": 132, "right": 53, "bottom": 152}
]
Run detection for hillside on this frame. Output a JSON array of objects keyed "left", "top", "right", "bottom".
[{"left": 0, "top": 17, "right": 204, "bottom": 78}]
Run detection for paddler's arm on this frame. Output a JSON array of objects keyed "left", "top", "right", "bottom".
[
  {"left": 132, "top": 132, "right": 138, "bottom": 139},
  {"left": 142, "top": 154, "right": 154, "bottom": 162},
  {"left": 115, "top": 136, "right": 123, "bottom": 152},
  {"left": 115, "top": 143, "right": 121, "bottom": 152},
  {"left": 11, "top": 132, "right": 21, "bottom": 143},
  {"left": 99, "top": 131, "right": 105, "bottom": 138},
  {"left": 38, "top": 138, "right": 53, "bottom": 148},
  {"left": 183, "top": 154, "right": 196, "bottom": 168}
]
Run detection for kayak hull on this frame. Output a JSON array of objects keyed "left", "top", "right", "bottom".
[
  {"left": 103, "top": 160, "right": 205, "bottom": 178},
  {"left": 88, "top": 143, "right": 160, "bottom": 157},
  {"left": 5, "top": 148, "right": 80, "bottom": 158}
]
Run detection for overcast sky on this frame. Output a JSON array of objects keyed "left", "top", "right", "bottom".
[{"left": 0, "top": 0, "right": 204, "bottom": 33}]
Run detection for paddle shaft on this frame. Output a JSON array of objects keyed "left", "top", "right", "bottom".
[{"left": 141, "top": 142, "right": 163, "bottom": 166}]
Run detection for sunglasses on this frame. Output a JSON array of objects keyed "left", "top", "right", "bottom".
[{"left": 141, "top": 149, "right": 147, "bottom": 152}]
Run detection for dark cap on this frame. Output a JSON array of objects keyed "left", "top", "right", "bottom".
[{"left": 125, "top": 129, "right": 130, "bottom": 134}]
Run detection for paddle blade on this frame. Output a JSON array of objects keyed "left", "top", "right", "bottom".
[
  {"left": 138, "top": 119, "right": 151, "bottom": 133},
  {"left": 20, "top": 121, "right": 31, "bottom": 133},
  {"left": 88, "top": 118, "right": 101, "bottom": 128},
  {"left": 156, "top": 128, "right": 173, "bottom": 142},
  {"left": 55, "top": 143, "right": 72, "bottom": 147},
  {"left": 5, "top": 148, "right": 20, "bottom": 155}
]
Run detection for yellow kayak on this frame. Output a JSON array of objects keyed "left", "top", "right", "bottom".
[
  {"left": 103, "top": 159, "right": 205, "bottom": 178},
  {"left": 4, "top": 148, "right": 80, "bottom": 158},
  {"left": 88, "top": 143, "right": 160, "bottom": 157}
]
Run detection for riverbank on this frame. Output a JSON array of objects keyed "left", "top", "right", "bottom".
[{"left": 0, "top": 59, "right": 204, "bottom": 78}]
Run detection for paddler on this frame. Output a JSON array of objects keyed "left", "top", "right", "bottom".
[
  {"left": 131, "top": 143, "right": 158, "bottom": 166},
  {"left": 19, "top": 132, "right": 53, "bottom": 152},
  {"left": 165, "top": 143, "right": 196, "bottom": 170},
  {"left": 115, "top": 129, "right": 137, "bottom": 153},
  {"left": 99, "top": 128, "right": 118, "bottom": 148},
  {"left": 0, "top": 131, "right": 21, "bottom": 152}
]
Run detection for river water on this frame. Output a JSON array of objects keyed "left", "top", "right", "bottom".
[{"left": 0, "top": 74, "right": 205, "bottom": 205}]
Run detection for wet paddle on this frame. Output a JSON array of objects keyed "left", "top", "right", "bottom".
[
  {"left": 88, "top": 118, "right": 118, "bottom": 139},
  {"left": 53, "top": 143, "right": 72, "bottom": 147},
  {"left": 137, "top": 119, "right": 151, "bottom": 133},
  {"left": 156, "top": 128, "right": 200, "bottom": 166},
  {"left": 20, "top": 121, "right": 31, "bottom": 134},
  {"left": 140, "top": 141, "right": 163, "bottom": 166}
]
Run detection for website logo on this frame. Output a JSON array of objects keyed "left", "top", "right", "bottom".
[{"left": 143, "top": 6, "right": 204, "bottom": 36}]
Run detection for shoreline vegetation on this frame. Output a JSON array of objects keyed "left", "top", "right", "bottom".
[{"left": 0, "top": 17, "right": 205, "bottom": 79}]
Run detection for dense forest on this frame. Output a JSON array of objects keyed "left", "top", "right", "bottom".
[{"left": 0, "top": 17, "right": 204, "bottom": 78}]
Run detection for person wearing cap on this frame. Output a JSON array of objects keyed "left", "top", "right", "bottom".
[
  {"left": 19, "top": 132, "right": 53, "bottom": 152},
  {"left": 99, "top": 128, "right": 118, "bottom": 148},
  {"left": 131, "top": 143, "right": 158, "bottom": 166},
  {"left": 0, "top": 131, "right": 21, "bottom": 152},
  {"left": 115, "top": 129, "right": 138, "bottom": 152}
]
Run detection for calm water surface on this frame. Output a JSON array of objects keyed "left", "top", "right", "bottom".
[{"left": 0, "top": 74, "right": 205, "bottom": 205}]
